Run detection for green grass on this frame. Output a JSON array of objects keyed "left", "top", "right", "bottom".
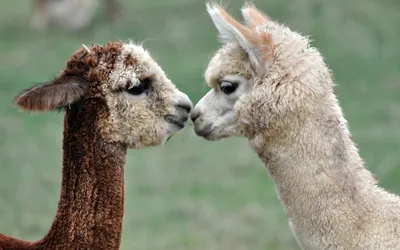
[{"left": 0, "top": 0, "right": 399, "bottom": 249}]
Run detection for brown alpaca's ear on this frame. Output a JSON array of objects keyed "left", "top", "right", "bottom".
[
  {"left": 15, "top": 76, "right": 89, "bottom": 112},
  {"left": 241, "top": 4, "right": 271, "bottom": 29},
  {"left": 206, "top": 2, "right": 273, "bottom": 76}
]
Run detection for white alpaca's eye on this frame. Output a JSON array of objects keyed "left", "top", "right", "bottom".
[
  {"left": 125, "top": 78, "right": 151, "bottom": 95},
  {"left": 219, "top": 81, "right": 238, "bottom": 95}
]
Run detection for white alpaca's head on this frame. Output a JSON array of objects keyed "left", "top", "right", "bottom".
[{"left": 191, "top": 3, "right": 333, "bottom": 141}]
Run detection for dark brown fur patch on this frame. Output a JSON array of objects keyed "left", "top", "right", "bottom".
[
  {"left": 0, "top": 233, "right": 35, "bottom": 250},
  {"left": 124, "top": 54, "right": 138, "bottom": 67},
  {"left": 1, "top": 98, "right": 126, "bottom": 250},
  {"left": 63, "top": 41, "right": 123, "bottom": 83}
]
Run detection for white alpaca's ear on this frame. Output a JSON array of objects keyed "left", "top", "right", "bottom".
[
  {"left": 206, "top": 3, "right": 253, "bottom": 51},
  {"left": 241, "top": 3, "right": 271, "bottom": 29},
  {"left": 206, "top": 2, "right": 272, "bottom": 76}
]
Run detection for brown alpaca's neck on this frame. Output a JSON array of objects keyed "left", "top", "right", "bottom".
[
  {"left": 38, "top": 100, "right": 127, "bottom": 249},
  {"left": 0, "top": 100, "right": 127, "bottom": 250}
]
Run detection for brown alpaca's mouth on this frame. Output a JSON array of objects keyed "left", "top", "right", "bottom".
[{"left": 164, "top": 115, "right": 186, "bottom": 129}]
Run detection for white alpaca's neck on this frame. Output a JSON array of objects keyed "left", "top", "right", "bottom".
[{"left": 249, "top": 94, "right": 400, "bottom": 248}]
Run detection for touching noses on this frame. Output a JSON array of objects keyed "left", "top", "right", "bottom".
[
  {"left": 190, "top": 109, "right": 200, "bottom": 122},
  {"left": 190, "top": 91, "right": 208, "bottom": 123},
  {"left": 191, "top": 97, "right": 206, "bottom": 122}
]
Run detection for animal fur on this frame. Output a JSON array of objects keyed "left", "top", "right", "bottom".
[
  {"left": 191, "top": 3, "right": 400, "bottom": 249},
  {"left": 1, "top": 41, "right": 192, "bottom": 249}
]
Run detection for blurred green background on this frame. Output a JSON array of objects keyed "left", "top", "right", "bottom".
[{"left": 0, "top": 0, "right": 399, "bottom": 249}]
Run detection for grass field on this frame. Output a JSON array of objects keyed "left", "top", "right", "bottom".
[{"left": 0, "top": 0, "right": 399, "bottom": 249}]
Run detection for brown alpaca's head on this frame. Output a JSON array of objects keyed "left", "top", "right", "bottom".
[
  {"left": 15, "top": 41, "right": 193, "bottom": 148},
  {"left": 191, "top": 3, "right": 333, "bottom": 140}
]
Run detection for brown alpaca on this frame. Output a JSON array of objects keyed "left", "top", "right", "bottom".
[
  {"left": 31, "top": 0, "right": 120, "bottom": 31},
  {"left": 192, "top": 3, "right": 400, "bottom": 249},
  {"left": 0, "top": 41, "right": 192, "bottom": 250}
]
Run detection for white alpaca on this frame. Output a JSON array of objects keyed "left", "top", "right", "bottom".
[{"left": 191, "top": 3, "right": 400, "bottom": 249}]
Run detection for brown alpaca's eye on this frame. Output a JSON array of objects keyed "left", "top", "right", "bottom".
[
  {"left": 219, "top": 81, "right": 238, "bottom": 95},
  {"left": 125, "top": 78, "right": 151, "bottom": 95}
]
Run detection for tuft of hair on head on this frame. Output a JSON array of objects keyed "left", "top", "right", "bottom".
[
  {"left": 82, "top": 44, "right": 91, "bottom": 54},
  {"left": 14, "top": 76, "right": 89, "bottom": 112},
  {"left": 241, "top": 2, "right": 271, "bottom": 29},
  {"left": 139, "top": 38, "right": 156, "bottom": 47},
  {"left": 206, "top": 1, "right": 273, "bottom": 76}
]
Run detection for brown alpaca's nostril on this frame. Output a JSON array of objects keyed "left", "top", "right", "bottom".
[
  {"left": 190, "top": 111, "right": 200, "bottom": 122},
  {"left": 177, "top": 103, "right": 192, "bottom": 113}
]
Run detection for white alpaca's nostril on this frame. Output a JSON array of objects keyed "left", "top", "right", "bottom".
[{"left": 190, "top": 110, "right": 201, "bottom": 122}]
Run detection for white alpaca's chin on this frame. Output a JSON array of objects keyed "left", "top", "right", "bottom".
[
  {"left": 202, "top": 133, "right": 222, "bottom": 141},
  {"left": 203, "top": 134, "right": 229, "bottom": 141},
  {"left": 194, "top": 122, "right": 236, "bottom": 141}
]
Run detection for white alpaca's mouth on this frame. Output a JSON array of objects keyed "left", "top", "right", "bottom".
[
  {"left": 193, "top": 119, "right": 236, "bottom": 141},
  {"left": 193, "top": 122, "right": 226, "bottom": 141},
  {"left": 194, "top": 122, "right": 213, "bottom": 138}
]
